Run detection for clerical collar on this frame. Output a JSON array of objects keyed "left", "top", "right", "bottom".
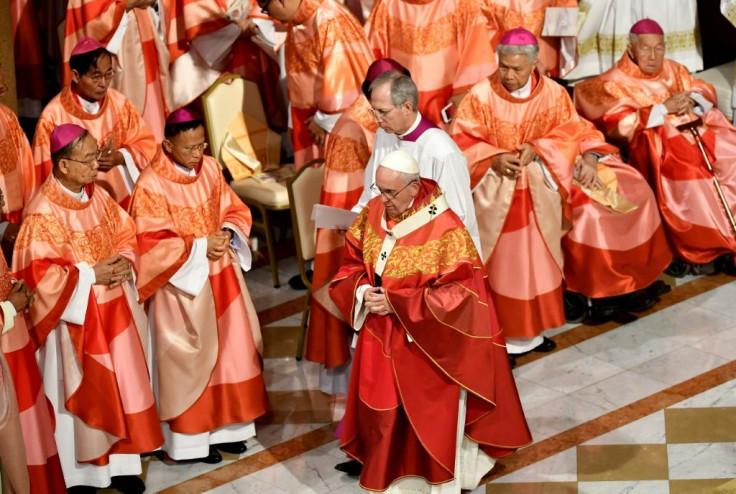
[
  {"left": 174, "top": 162, "right": 196, "bottom": 177},
  {"left": 55, "top": 176, "right": 89, "bottom": 202},
  {"left": 398, "top": 113, "right": 422, "bottom": 139},
  {"left": 510, "top": 76, "right": 533, "bottom": 99},
  {"left": 74, "top": 92, "right": 101, "bottom": 115}
]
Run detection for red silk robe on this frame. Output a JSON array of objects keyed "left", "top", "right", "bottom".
[
  {"left": 63, "top": 0, "right": 173, "bottom": 140},
  {"left": 13, "top": 177, "right": 163, "bottom": 469},
  {"left": 306, "top": 95, "right": 377, "bottom": 369},
  {"left": 285, "top": 0, "right": 373, "bottom": 169},
  {"left": 330, "top": 179, "right": 531, "bottom": 490},
  {"left": 33, "top": 87, "right": 157, "bottom": 210},
  {"left": 11, "top": 0, "right": 46, "bottom": 118},
  {"left": 452, "top": 70, "right": 586, "bottom": 338},
  {"left": 563, "top": 123, "right": 672, "bottom": 298},
  {"left": 130, "top": 152, "right": 268, "bottom": 434},
  {"left": 0, "top": 253, "right": 66, "bottom": 494},
  {"left": 575, "top": 54, "right": 736, "bottom": 264},
  {"left": 0, "top": 104, "right": 38, "bottom": 226},
  {"left": 365, "top": 0, "right": 495, "bottom": 128}
]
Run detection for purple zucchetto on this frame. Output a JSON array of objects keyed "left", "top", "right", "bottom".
[
  {"left": 49, "top": 123, "right": 87, "bottom": 154},
  {"left": 630, "top": 18, "right": 664, "bottom": 35},
  {"left": 499, "top": 27, "right": 539, "bottom": 46}
]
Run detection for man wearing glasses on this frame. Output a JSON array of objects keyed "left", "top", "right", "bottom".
[
  {"left": 32, "top": 37, "right": 157, "bottom": 211},
  {"left": 130, "top": 108, "right": 269, "bottom": 465},
  {"left": 353, "top": 72, "right": 480, "bottom": 251},
  {"left": 15, "top": 123, "right": 163, "bottom": 493}
]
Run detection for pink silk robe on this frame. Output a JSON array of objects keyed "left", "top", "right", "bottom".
[
  {"left": 130, "top": 152, "right": 268, "bottom": 432},
  {"left": 0, "top": 104, "right": 38, "bottom": 226},
  {"left": 285, "top": 0, "right": 373, "bottom": 169},
  {"left": 453, "top": 70, "right": 586, "bottom": 338},
  {"left": 575, "top": 54, "right": 736, "bottom": 264}
]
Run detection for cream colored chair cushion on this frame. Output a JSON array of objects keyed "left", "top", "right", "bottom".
[
  {"left": 230, "top": 178, "right": 289, "bottom": 208},
  {"left": 697, "top": 61, "right": 735, "bottom": 120},
  {"left": 289, "top": 163, "right": 325, "bottom": 262}
]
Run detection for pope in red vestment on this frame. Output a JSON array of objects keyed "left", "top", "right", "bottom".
[
  {"left": 330, "top": 150, "right": 531, "bottom": 492},
  {"left": 574, "top": 18, "right": 736, "bottom": 273},
  {"left": 15, "top": 124, "right": 163, "bottom": 491}
]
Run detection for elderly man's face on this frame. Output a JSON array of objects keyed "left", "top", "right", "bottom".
[
  {"left": 60, "top": 134, "right": 100, "bottom": 188},
  {"left": 370, "top": 82, "right": 414, "bottom": 135},
  {"left": 375, "top": 166, "right": 420, "bottom": 217},
  {"left": 628, "top": 33, "right": 666, "bottom": 75},
  {"left": 498, "top": 52, "right": 534, "bottom": 93}
]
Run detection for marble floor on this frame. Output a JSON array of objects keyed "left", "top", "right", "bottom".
[{"left": 126, "top": 257, "right": 736, "bottom": 493}]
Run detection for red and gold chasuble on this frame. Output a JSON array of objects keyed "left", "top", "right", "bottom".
[
  {"left": 33, "top": 87, "right": 157, "bottom": 210},
  {"left": 285, "top": 0, "right": 373, "bottom": 169},
  {"left": 13, "top": 177, "right": 163, "bottom": 466},
  {"left": 453, "top": 70, "right": 585, "bottom": 338},
  {"left": 563, "top": 122, "right": 672, "bottom": 298},
  {"left": 307, "top": 94, "right": 377, "bottom": 368},
  {"left": 365, "top": 0, "right": 495, "bottom": 128},
  {"left": 63, "top": 0, "right": 174, "bottom": 140},
  {"left": 330, "top": 179, "right": 531, "bottom": 490},
  {"left": 575, "top": 54, "right": 736, "bottom": 264},
  {"left": 1, "top": 253, "right": 66, "bottom": 494},
  {"left": 130, "top": 152, "right": 268, "bottom": 431},
  {"left": 0, "top": 104, "right": 38, "bottom": 225}
]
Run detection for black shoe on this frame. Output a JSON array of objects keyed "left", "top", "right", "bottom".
[
  {"left": 620, "top": 289, "right": 656, "bottom": 313},
  {"left": 665, "top": 259, "right": 690, "bottom": 278},
  {"left": 508, "top": 354, "right": 516, "bottom": 369},
  {"left": 335, "top": 459, "right": 362, "bottom": 477},
  {"left": 176, "top": 446, "right": 222, "bottom": 464},
  {"left": 110, "top": 475, "right": 146, "bottom": 494},
  {"left": 68, "top": 487, "right": 98, "bottom": 494},
  {"left": 288, "top": 270, "right": 313, "bottom": 290},
  {"left": 715, "top": 254, "right": 736, "bottom": 276},
  {"left": 563, "top": 291, "right": 587, "bottom": 324},
  {"left": 214, "top": 441, "right": 247, "bottom": 455},
  {"left": 645, "top": 280, "right": 671, "bottom": 298},
  {"left": 509, "top": 337, "right": 557, "bottom": 357},
  {"left": 589, "top": 298, "right": 618, "bottom": 321}
]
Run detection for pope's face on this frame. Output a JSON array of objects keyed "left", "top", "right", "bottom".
[
  {"left": 71, "top": 53, "right": 114, "bottom": 102},
  {"left": 163, "top": 125, "right": 207, "bottom": 169},
  {"left": 628, "top": 34, "right": 666, "bottom": 75},
  {"left": 375, "top": 166, "right": 420, "bottom": 217},
  {"left": 498, "top": 52, "right": 534, "bottom": 93}
]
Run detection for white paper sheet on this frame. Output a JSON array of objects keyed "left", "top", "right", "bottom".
[{"left": 312, "top": 204, "right": 358, "bottom": 230}]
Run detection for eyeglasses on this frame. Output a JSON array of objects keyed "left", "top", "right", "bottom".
[
  {"left": 637, "top": 45, "right": 665, "bottom": 56},
  {"left": 83, "top": 69, "right": 116, "bottom": 84},
  {"left": 370, "top": 180, "right": 416, "bottom": 200},
  {"left": 65, "top": 156, "right": 98, "bottom": 167},
  {"left": 169, "top": 141, "right": 208, "bottom": 154},
  {"left": 370, "top": 106, "right": 397, "bottom": 120}
]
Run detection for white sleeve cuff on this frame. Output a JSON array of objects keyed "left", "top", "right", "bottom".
[
  {"left": 61, "top": 262, "right": 96, "bottom": 325},
  {"left": 223, "top": 223, "right": 252, "bottom": 272},
  {"left": 119, "top": 147, "right": 140, "bottom": 193},
  {"left": 169, "top": 237, "right": 210, "bottom": 297},
  {"left": 690, "top": 92, "right": 713, "bottom": 116},
  {"left": 353, "top": 284, "right": 371, "bottom": 331},
  {"left": 0, "top": 300, "right": 17, "bottom": 334},
  {"left": 646, "top": 104, "right": 668, "bottom": 128},
  {"left": 106, "top": 12, "right": 129, "bottom": 55},
  {"left": 312, "top": 111, "right": 342, "bottom": 134}
]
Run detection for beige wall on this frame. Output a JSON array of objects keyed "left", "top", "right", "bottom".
[{"left": 0, "top": 0, "right": 18, "bottom": 113}]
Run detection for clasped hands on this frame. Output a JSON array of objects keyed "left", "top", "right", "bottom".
[
  {"left": 207, "top": 229, "right": 232, "bottom": 261},
  {"left": 94, "top": 255, "right": 133, "bottom": 287},
  {"left": 7, "top": 280, "right": 35, "bottom": 313},
  {"left": 664, "top": 91, "right": 696, "bottom": 116},
  {"left": 364, "top": 286, "right": 393, "bottom": 316},
  {"left": 492, "top": 143, "right": 537, "bottom": 178},
  {"left": 305, "top": 116, "right": 327, "bottom": 147}
]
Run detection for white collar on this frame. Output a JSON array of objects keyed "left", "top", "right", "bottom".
[
  {"left": 174, "top": 162, "right": 196, "bottom": 176},
  {"left": 510, "top": 76, "right": 533, "bottom": 99},
  {"left": 398, "top": 113, "right": 422, "bottom": 138},
  {"left": 56, "top": 176, "right": 89, "bottom": 202},
  {"left": 78, "top": 95, "right": 101, "bottom": 115}
]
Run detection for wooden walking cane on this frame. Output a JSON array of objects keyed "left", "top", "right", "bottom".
[{"left": 676, "top": 118, "right": 736, "bottom": 234}]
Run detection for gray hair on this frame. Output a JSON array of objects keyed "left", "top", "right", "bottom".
[
  {"left": 400, "top": 171, "right": 421, "bottom": 184},
  {"left": 496, "top": 44, "right": 539, "bottom": 63},
  {"left": 369, "top": 72, "right": 419, "bottom": 111}
]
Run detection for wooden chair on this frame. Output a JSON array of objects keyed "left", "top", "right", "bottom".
[
  {"left": 286, "top": 159, "right": 325, "bottom": 360},
  {"left": 202, "top": 74, "right": 292, "bottom": 287}
]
